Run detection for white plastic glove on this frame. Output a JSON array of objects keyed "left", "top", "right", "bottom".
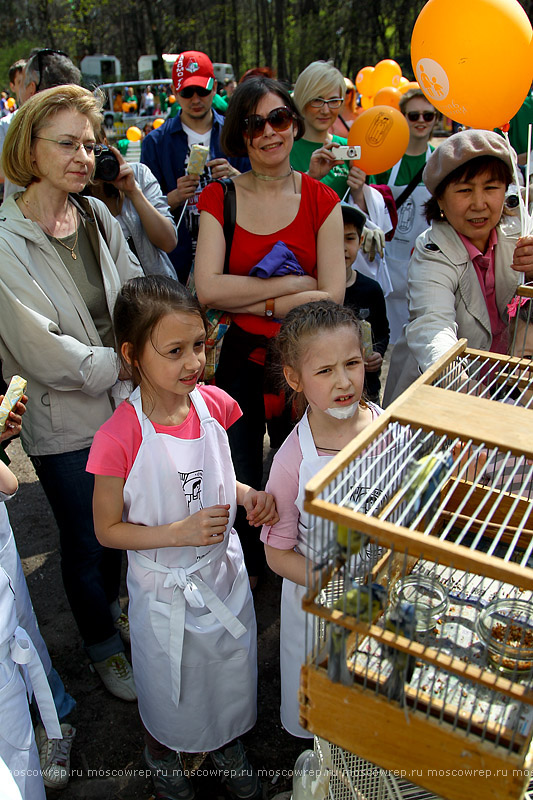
[{"left": 361, "top": 226, "right": 385, "bottom": 262}]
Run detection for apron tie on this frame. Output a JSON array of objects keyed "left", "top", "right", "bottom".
[
  {"left": 8, "top": 626, "right": 62, "bottom": 740},
  {"left": 133, "top": 551, "right": 247, "bottom": 705}
]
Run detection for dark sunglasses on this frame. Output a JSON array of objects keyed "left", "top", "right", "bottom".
[
  {"left": 179, "top": 85, "right": 212, "bottom": 99},
  {"left": 33, "top": 49, "right": 69, "bottom": 92},
  {"left": 406, "top": 111, "right": 436, "bottom": 122},
  {"left": 243, "top": 107, "right": 295, "bottom": 138}
]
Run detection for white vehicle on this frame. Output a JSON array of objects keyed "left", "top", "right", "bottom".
[
  {"left": 97, "top": 79, "right": 173, "bottom": 137},
  {"left": 81, "top": 54, "right": 121, "bottom": 85}
]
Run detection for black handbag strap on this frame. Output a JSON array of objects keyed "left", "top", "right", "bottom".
[
  {"left": 216, "top": 177, "right": 236, "bottom": 274},
  {"left": 395, "top": 165, "right": 425, "bottom": 210}
]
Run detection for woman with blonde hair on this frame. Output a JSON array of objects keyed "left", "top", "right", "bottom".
[{"left": 0, "top": 84, "right": 142, "bottom": 700}]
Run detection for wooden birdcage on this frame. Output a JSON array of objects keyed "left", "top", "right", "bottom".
[{"left": 300, "top": 312, "right": 533, "bottom": 800}]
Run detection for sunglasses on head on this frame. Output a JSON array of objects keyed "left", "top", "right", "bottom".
[
  {"left": 406, "top": 111, "right": 436, "bottom": 122},
  {"left": 179, "top": 85, "right": 212, "bottom": 99},
  {"left": 243, "top": 107, "right": 295, "bottom": 138},
  {"left": 33, "top": 49, "right": 69, "bottom": 92}
]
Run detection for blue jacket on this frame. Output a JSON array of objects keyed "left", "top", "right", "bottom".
[{"left": 141, "top": 108, "right": 249, "bottom": 281}]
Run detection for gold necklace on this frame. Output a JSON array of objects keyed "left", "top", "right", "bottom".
[
  {"left": 21, "top": 196, "right": 79, "bottom": 258},
  {"left": 251, "top": 167, "right": 297, "bottom": 193},
  {"left": 53, "top": 228, "right": 79, "bottom": 260}
]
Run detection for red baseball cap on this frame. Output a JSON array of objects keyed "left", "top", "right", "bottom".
[{"left": 172, "top": 51, "right": 215, "bottom": 94}]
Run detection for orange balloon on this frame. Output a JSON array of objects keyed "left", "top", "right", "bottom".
[
  {"left": 411, "top": 0, "right": 533, "bottom": 129},
  {"left": 373, "top": 60, "right": 402, "bottom": 93},
  {"left": 399, "top": 81, "right": 420, "bottom": 95},
  {"left": 360, "top": 95, "right": 373, "bottom": 110},
  {"left": 6, "top": 97, "right": 15, "bottom": 109},
  {"left": 153, "top": 118, "right": 165, "bottom": 128},
  {"left": 348, "top": 106, "right": 410, "bottom": 174},
  {"left": 168, "top": 94, "right": 176, "bottom": 104},
  {"left": 398, "top": 77, "right": 409, "bottom": 88},
  {"left": 126, "top": 126, "right": 142, "bottom": 142},
  {"left": 373, "top": 86, "right": 402, "bottom": 110},
  {"left": 355, "top": 67, "right": 375, "bottom": 98}
]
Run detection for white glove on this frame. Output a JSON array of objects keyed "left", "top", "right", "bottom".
[{"left": 361, "top": 226, "right": 385, "bottom": 262}]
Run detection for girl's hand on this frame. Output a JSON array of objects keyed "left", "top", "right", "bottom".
[
  {"left": 242, "top": 489, "right": 279, "bottom": 527},
  {"left": 173, "top": 504, "right": 230, "bottom": 546},
  {"left": 0, "top": 394, "right": 27, "bottom": 443},
  {"left": 512, "top": 236, "right": 533, "bottom": 277},
  {"left": 107, "top": 146, "right": 137, "bottom": 195},
  {"left": 346, "top": 165, "right": 366, "bottom": 192},
  {"left": 364, "top": 351, "right": 383, "bottom": 372}
]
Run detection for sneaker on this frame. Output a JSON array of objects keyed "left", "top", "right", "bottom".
[
  {"left": 93, "top": 652, "right": 137, "bottom": 701},
  {"left": 210, "top": 740, "right": 262, "bottom": 799},
  {"left": 143, "top": 746, "right": 195, "bottom": 800},
  {"left": 35, "top": 722, "right": 76, "bottom": 790},
  {"left": 114, "top": 611, "right": 131, "bottom": 644}
]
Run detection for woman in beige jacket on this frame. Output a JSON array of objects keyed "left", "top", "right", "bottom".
[{"left": 0, "top": 85, "right": 142, "bottom": 700}]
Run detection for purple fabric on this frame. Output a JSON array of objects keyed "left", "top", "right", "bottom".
[{"left": 249, "top": 240, "right": 305, "bottom": 278}]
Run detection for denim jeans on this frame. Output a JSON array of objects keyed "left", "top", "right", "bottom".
[{"left": 31, "top": 447, "right": 124, "bottom": 662}]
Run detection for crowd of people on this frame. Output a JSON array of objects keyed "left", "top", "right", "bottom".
[{"left": 1, "top": 45, "right": 533, "bottom": 800}]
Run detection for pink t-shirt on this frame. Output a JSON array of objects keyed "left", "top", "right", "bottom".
[
  {"left": 458, "top": 228, "right": 508, "bottom": 354},
  {"left": 87, "top": 385, "right": 242, "bottom": 480},
  {"left": 261, "top": 403, "right": 382, "bottom": 550}
]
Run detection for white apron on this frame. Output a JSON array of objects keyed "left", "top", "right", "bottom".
[
  {"left": 386, "top": 146, "right": 432, "bottom": 344},
  {"left": 279, "top": 406, "right": 390, "bottom": 737},
  {"left": 280, "top": 411, "right": 331, "bottom": 738},
  {"left": 123, "top": 387, "right": 257, "bottom": 752},
  {"left": 0, "top": 564, "right": 61, "bottom": 800}
]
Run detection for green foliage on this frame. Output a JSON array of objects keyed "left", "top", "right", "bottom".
[{"left": 0, "top": 40, "right": 40, "bottom": 88}]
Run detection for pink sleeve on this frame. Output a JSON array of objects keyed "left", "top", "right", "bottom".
[
  {"left": 260, "top": 431, "right": 303, "bottom": 550},
  {"left": 86, "top": 402, "right": 141, "bottom": 478},
  {"left": 197, "top": 181, "right": 224, "bottom": 226},
  {"left": 199, "top": 385, "right": 242, "bottom": 429}
]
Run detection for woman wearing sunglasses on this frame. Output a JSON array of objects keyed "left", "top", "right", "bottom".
[
  {"left": 195, "top": 76, "right": 344, "bottom": 587},
  {"left": 372, "top": 88, "right": 438, "bottom": 343},
  {"left": 0, "top": 85, "right": 142, "bottom": 699}
]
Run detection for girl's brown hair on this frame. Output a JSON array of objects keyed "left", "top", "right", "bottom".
[
  {"left": 275, "top": 299, "right": 365, "bottom": 419},
  {"left": 114, "top": 276, "right": 207, "bottom": 400}
]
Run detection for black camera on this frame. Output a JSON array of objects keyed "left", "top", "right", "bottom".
[{"left": 94, "top": 146, "right": 120, "bottom": 182}]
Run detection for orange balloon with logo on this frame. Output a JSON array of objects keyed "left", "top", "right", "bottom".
[
  {"left": 373, "top": 87, "right": 402, "bottom": 111},
  {"left": 373, "top": 60, "right": 402, "bottom": 92},
  {"left": 348, "top": 106, "right": 409, "bottom": 174},
  {"left": 399, "top": 81, "right": 420, "bottom": 95},
  {"left": 153, "top": 118, "right": 165, "bottom": 129},
  {"left": 355, "top": 67, "right": 375, "bottom": 99},
  {"left": 411, "top": 0, "right": 533, "bottom": 129},
  {"left": 126, "top": 126, "right": 142, "bottom": 142}
]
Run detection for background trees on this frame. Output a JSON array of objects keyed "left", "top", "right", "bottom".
[{"left": 1, "top": 0, "right": 532, "bottom": 87}]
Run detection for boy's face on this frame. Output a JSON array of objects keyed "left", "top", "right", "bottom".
[{"left": 344, "top": 223, "right": 362, "bottom": 275}]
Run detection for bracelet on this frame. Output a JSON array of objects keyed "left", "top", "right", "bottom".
[{"left": 265, "top": 299, "right": 275, "bottom": 318}]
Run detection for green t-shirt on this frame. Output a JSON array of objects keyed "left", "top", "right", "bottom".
[
  {"left": 212, "top": 94, "right": 229, "bottom": 114},
  {"left": 371, "top": 147, "right": 435, "bottom": 186},
  {"left": 290, "top": 135, "right": 350, "bottom": 199}
]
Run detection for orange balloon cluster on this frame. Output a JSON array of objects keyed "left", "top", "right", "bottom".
[
  {"left": 411, "top": 0, "right": 533, "bottom": 129},
  {"left": 348, "top": 106, "right": 410, "bottom": 174},
  {"left": 355, "top": 59, "right": 415, "bottom": 113}
]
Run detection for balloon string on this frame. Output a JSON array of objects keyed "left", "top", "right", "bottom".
[
  {"left": 176, "top": 199, "right": 188, "bottom": 229},
  {"left": 503, "top": 130, "right": 527, "bottom": 236},
  {"left": 342, "top": 187, "right": 350, "bottom": 203},
  {"left": 526, "top": 124, "right": 532, "bottom": 235}
]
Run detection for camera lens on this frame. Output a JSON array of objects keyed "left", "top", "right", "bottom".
[{"left": 94, "top": 147, "right": 120, "bottom": 182}]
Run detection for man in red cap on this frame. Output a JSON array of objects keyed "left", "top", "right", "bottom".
[{"left": 141, "top": 50, "right": 249, "bottom": 281}]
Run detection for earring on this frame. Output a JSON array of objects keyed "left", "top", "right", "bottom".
[{"left": 439, "top": 208, "right": 446, "bottom": 220}]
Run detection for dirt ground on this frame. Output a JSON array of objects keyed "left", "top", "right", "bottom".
[{"left": 7, "top": 437, "right": 305, "bottom": 800}]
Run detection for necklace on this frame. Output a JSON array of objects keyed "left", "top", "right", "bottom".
[
  {"left": 21, "top": 196, "right": 79, "bottom": 259},
  {"left": 54, "top": 228, "right": 79, "bottom": 260},
  {"left": 251, "top": 167, "right": 297, "bottom": 194}
]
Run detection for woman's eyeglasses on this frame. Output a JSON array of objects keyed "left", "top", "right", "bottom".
[
  {"left": 179, "top": 86, "right": 212, "bottom": 99},
  {"left": 406, "top": 111, "right": 436, "bottom": 122},
  {"left": 309, "top": 97, "right": 343, "bottom": 109},
  {"left": 34, "top": 137, "right": 103, "bottom": 156},
  {"left": 243, "top": 107, "right": 295, "bottom": 138}
]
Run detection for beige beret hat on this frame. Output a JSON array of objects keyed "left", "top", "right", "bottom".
[{"left": 423, "top": 129, "right": 516, "bottom": 195}]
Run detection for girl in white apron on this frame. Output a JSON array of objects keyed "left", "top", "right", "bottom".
[
  {"left": 261, "top": 300, "right": 389, "bottom": 739},
  {"left": 88, "top": 275, "right": 278, "bottom": 800}
]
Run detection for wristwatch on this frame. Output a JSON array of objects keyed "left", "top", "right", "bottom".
[{"left": 265, "top": 299, "right": 275, "bottom": 318}]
